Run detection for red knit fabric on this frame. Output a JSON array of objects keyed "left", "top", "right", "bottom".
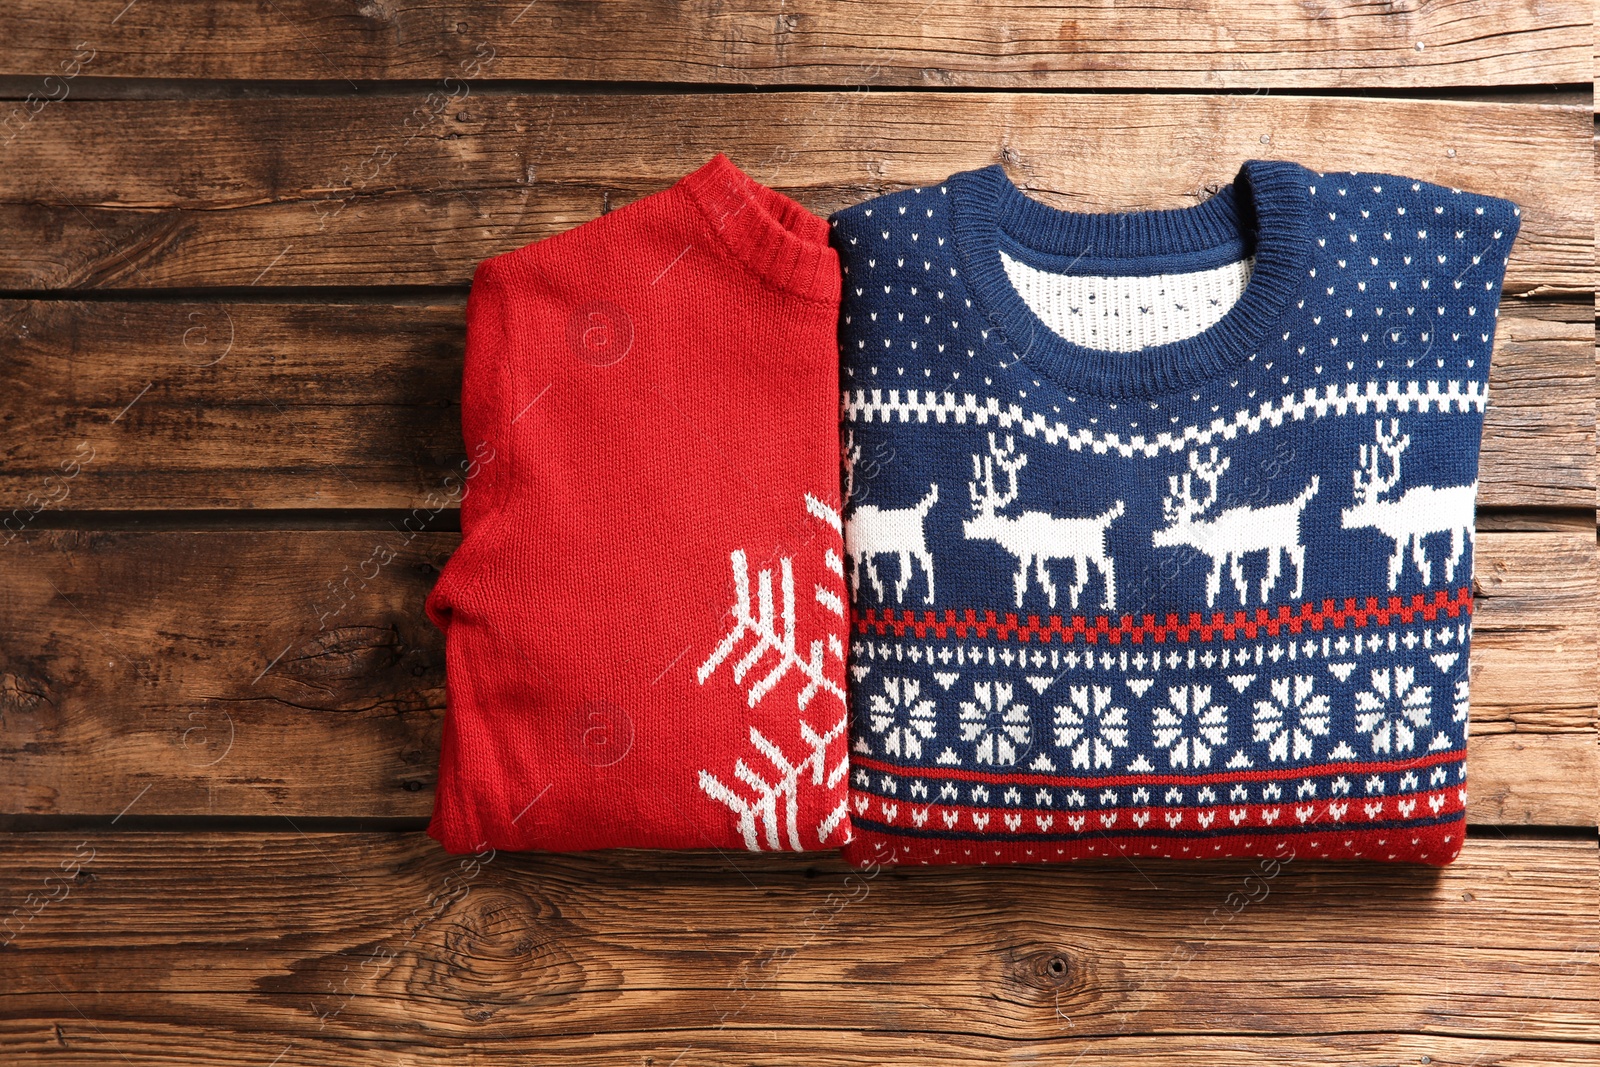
[{"left": 426, "top": 154, "right": 851, "bottom": 855}]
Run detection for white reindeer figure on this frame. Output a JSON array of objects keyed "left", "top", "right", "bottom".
[
  {"left": 1152, "top": 447, "right": 1320, "bottom": 607},
  {"left": 842, "top": 432, "right": 938, "bottom": 604},
  {"left": 1340, "top": 419, "right": 1476, "bottom": 590},
  {"left": 962, "top": 433, "right": 1125, "bottom": 610}
]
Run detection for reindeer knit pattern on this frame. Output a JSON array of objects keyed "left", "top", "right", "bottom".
[
  {"left": 425, "top": 154, "right": 852, "bottom": 855},
  {"left": 833, "top": 159, "right": 1520, "bottom": 867}
]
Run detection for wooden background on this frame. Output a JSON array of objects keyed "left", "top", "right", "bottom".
[{"left": 0, "top": 3, "right": 1595, "bottom": 1064}]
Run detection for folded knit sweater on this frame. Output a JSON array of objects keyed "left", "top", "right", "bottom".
[
  {"left": 832, "top": 160, "right": 1520, "bottom": 866},
  {"left": 426, "top": 154, "right": 851, "bottom": 854}
]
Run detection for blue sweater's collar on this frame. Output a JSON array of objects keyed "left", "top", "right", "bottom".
[{"left": 948, "top": 159, "right": 1315, "bottom": 399}]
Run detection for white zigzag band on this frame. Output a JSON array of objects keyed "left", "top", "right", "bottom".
[{"left": 843, "top": 380, "right": 1486, "bottom": 459}]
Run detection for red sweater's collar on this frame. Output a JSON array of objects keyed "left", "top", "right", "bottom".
[{"left": 677, "top": 153, "right": 840, "bottom": 306}]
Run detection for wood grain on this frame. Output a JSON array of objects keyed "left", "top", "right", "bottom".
[
  {"left": 0, "top": 0, "right": 1588, "bottom": 87},
  {"left": 0, "top": 1028, "right": 1595, "bottom": 1067},
  {"left": 0, "top": 95, "right": 1588, "bottom": 291},
  {"left": 1, "top": 530, "right": 1593, "bottom": 823},
  {"left": 0, "top": 299, "right": 1589, "bottom": 512},
  {"left": 1482, "top": 301, "right": 1597, "bottom": 508},
  {"left": 0, "top": 529, "right": 454, "bottom": 819},
  {"left": 0, "top": 834, "right": 1593, "bottom": 1059},
  {"left": 0, "top": 299, "right": 464, "bottom": 511}
]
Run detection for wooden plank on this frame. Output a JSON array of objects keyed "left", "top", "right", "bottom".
[
  {"left": 0, "top": 0, "right": 1588, "bottom": 87},
  {"left": 0, "top": 1029, "right": 1594, "bottom": 1067},
  {"left": 0, "top": 300, "right": 464, "bottom": 512},
  {"left": 1480, "top": 302, "right": 1596, "bottom": 509},
  {"left": 0, "top": 94, "right": 1588, "bottom": 292},
  {"left": 0, "top": 299, "right": 1588, "bottom": 512},
  {"left": 1466, "top": 735, "right": 1598, "bottom": 826},
  {"left": 0, "top": 834, "right": 1593, "bottom": 1056},
  {"left": 0, "top": 530, "right": 1592, "bottom": 824},
  {"left": 1468, "top": 527, "right": 1600, "bottom": 730}
]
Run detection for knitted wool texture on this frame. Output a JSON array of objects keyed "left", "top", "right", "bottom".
[
  {"left": 426, "top": 153, "right": 851, "bottom": 854},
  {"left": 832, "top": 160, "right": 1520, "bottom": 867}
]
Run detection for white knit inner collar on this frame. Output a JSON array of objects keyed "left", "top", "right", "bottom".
[{"left": 999, "top": 250, "right": 1256, "bottom": 354}]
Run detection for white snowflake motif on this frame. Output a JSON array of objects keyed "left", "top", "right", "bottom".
[
  {"left": 1251, "top": 675, "right": 1332, "bottom": 762},
  {"left": 1151, "top": 685, "right": 1229, "bottom": 768},
  {"left": 868, "top": 676, "right": 937, "bottom": 759},
  {"left": 1353, "top": 666, "right": 1433, "bottom": 754},
  {"left": 959, "top": 680, "right": 1030, "bottom": 766},
  {"left": 1054, "top": 684, "right": 1130, "bottom": 769},
  {"left": 699, "top": 717, "right": 849, "bottom": 851}
]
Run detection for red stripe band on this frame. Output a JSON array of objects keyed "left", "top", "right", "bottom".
[
  {"left": 850, "top": 788, "right": 1465, "bottom": 833},
  {"left": 853, "top": 586, "right": 1472, "bottom": 645},
  {"left": 852, "top": 747, "right": 1464, "bottom": 789}
]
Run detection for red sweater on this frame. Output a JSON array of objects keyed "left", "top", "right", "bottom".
[{"left": 426, "top": 154, "right": 851, "bottom": 854}]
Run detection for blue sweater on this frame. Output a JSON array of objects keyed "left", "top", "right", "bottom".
[{"left": 832, "top": 160, "right": 1520, "bottom": 866}]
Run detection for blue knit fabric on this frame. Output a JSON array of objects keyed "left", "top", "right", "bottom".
[{"left": 833, "top": 160, "right": 1520, "bottom": 865}]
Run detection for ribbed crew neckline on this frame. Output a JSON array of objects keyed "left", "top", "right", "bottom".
[
  {"left": 677, "top": 153, "right": 841, "bottom": 306},
  {"left": 947, "top": 159, "right": 1315, "bottom": 398}
]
